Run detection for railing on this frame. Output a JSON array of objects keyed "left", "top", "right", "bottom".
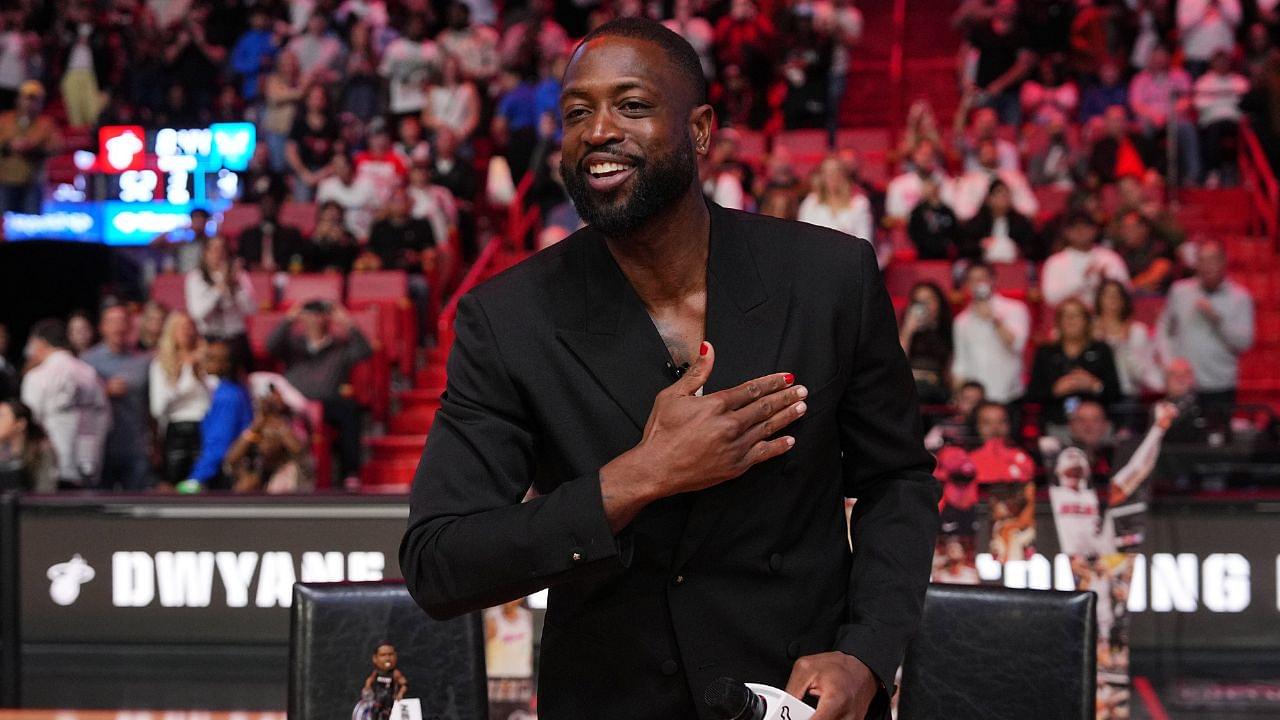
[
  {"left": 436, "top": 171, "right": 540, "bottom": 346},
  {"left": 1239, "top": 117, "right": 1279, "bottom": 247}
]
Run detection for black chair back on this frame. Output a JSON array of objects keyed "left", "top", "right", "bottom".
[
  {"left": 898, "top": 584, "right": 1097, "bottom": 720},
  {"left": 289, "top": 581, "right": 487, "bottom": 720}
]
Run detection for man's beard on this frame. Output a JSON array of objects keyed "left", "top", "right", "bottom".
[{"left": 561, "top": 136, "right": 697, "bottom": 237}]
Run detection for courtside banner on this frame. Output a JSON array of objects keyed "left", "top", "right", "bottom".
[{"left": 20, "top": 496, "right": 407, "bottom": 644}]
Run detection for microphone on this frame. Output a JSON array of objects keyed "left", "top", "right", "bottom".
[{"left": 704, "top": 678, "right": 815, "bottom": 720}]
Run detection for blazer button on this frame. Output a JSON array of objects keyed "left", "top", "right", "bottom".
[
  {"left": 787, "top": 640, "right": 801, "bottom": 660},
  {"left": 783, "top": 460, "right": 799, "bottom": 477},
  {"left": 661, "top": 659, "right": 679, "bottom": 676},
  {"left": 672, "top": 574, "right": 686, "bottom": 586},
  {"left": 769, "top": 553, "right": 783, "bottom": 572},
  {"left": 570, "top": 548, "right": 584, "bottom": 564}
]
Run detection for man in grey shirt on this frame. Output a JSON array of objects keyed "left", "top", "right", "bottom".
[
  {"left": 1157, "top": 240, "right": 1254, "bottom": 406},
  {"left": 82, "top": 303, "right": 154, "bottom": 490}
]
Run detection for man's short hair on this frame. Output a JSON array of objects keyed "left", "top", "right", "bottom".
[
  {"left": 29, "top": 318, "right": 69, "bottom": 349},
  {"left": 573, "top": 17, "right": 708, "bottom": 107}
]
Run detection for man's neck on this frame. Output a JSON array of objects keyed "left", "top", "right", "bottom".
[{"left": 603, "top": 190, "right": 711, "bottom": 306}]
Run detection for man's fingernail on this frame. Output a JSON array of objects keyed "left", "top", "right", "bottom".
[
  {"left": 700, "top": 342, "right": 709, "bottom": 356},
  {"left": 783, "top": 372, "right": 794, "bottom": 385},
  {"left": 785, "top": 436, "right": 796, "bottom": 447},
  {"left": 796, "top": 385, "right": 808, "bottom": 398}
]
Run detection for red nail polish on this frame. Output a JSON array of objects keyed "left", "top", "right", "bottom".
[
  {"left": 699, "top": 342, "right": 709, "bottom": 356},
  {"left": 783, "top": 373, "right": 794, "bottom": 385}
]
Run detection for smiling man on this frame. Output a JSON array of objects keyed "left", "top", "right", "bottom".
[{"left": 400, "top": 18, "right": 939, "bottom": 720}]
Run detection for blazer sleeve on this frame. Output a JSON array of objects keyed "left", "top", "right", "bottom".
[
  {"left": 399, "top": 293, "right": 622, "bottom": 619},
  {"left": 834, "top": 240, "right": 941, "bottom": 692}
]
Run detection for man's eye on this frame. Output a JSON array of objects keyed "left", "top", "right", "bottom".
[
  {"left": 621, "top": 102, "right": 649, "bottom": 112},
  {"left": 564, "top": 108, "right": 588, "bottom": 120}
]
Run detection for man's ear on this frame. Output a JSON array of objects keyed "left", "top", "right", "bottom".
[{"left": 690, "top": 104, "right": 715, "bottom": 156}]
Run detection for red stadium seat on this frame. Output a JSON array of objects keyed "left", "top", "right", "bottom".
[
  {"left": 884, "top": 260, "right": 953, "bottom": 297},
  {"left": 835, "top": 128, "right": 891, "bottom": 153},
  {"left": 346, "top": 306, "right": 390, "bottom": 422},
  {"left": 734, "top": 129, "right": 768, "bottom": 159},
  {"left": 280, "top": 201, "right": 318, "bottom": 236},
  {"left": 362, "top": 435, "right": 427, "bottom": 488},
  {"left": 218, "top": 203, "right": 261, "bottom": 242},
  {"left": 281, "top": 273, "right": 344, "bottom": 309},
  {"left": 1131, "top": 295, "right": 1165, "bottom": 328},
  {"left": 150, "top": 273, "right": 187, "bottom": 312},
  {"left": 348, "top": 270, "right": 417, "bottom": 376},
  {"left": 247, "top": 270, "right": 276, "bottom": 310},
  {"left": 991, "top": 260, "right": 1032, "bottom": 298},
  {"left": 389, "top": 389, "right": 442, "bottom": 435},
  {"left": 246, "top": 310, "right": 288, "bottom": 366},
  {"left": 776, "top": 129, "right": 830, "bottom": 157}
]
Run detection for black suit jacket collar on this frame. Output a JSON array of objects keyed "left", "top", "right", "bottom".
[{"left": 555, "top": 203, "right": 792, "bottom": 566}]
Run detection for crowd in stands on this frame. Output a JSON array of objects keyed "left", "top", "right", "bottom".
[{"left": 0, "top": 0, "right": 1276, "bottom": 494}]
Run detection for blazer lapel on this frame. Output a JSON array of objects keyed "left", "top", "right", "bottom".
[
  {"left": 556, "top": 227, "right": 675, "bottom": 432},
  {"left": 674, "top": 205, "right": 791, "bottom": 570}
]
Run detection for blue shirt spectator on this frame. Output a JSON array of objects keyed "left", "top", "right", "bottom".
[
  {"left": 230, "top": 11, "right": 280, "bottom": 101},
  {"left": 1079, "top": 62, "right": 1129, "bottom": 125},
  {"left": 186, "top": 342, "right": 253, "bottom": 488}
]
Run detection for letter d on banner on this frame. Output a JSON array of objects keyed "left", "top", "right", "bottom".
[{"left": 113, "top": 552, "right": 155, "bottom": 607}]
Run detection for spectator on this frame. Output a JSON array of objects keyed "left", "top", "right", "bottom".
[
  {"left": 1177, "top": 0, "right": 1241, "bottom": 77},
  {"left": 952, "top": 138, "right": 1038, "bottom": 222},
  {"left": 953, "top": 105, "right": 1019, "bottom": 173},
  {"left": 1026, "top": 299, "right": 1122, "bottom": 426},
  {"left": 1079, "top": 60, "right": 1129, "bottom": 126},
  {"left": 186, "top": 236, "right": 256, "bottom": 366},
  {"left": 408, "top": 163, "right": 457, "bottom": 251},
  {"left": 963, "top": 0, "right": 1034, "bottom": 125},
  {"left": 1041, "top": 211, "right": 1130, "bottom": 307},
  {"left": 701, "top": 130, "right": 752, "bottom": 210},
  {"left": 308, "top": 201, "right": 359, "bottom": 273},
  {"left": 0, "top": 399, "right": 57, "bottom": 492},
  {"left": 1156, "top": 240, "right": 1254, "bottom": 407},
  {"left": 152, "top": 207, "right": 220, "bottom": 274},
  {"left": 499, "top": 0, "right": 569, "bottom": 72},
  {"left": 20, "top": 319, "right": 111, "bottom": 488},
  {"left": 969, "top": 402, "right": 1036, "bottom": 483},
  {"left": 1088, "top": 105, "right": 1152, "bottom": 184},
  {"left": 1020, "top": 56, "right": 1078, "bottom": 127},
  {"left": 1129, "top": 45, "right": 1202, "bottom": 184},
  {"left": 430, "top": 126, "right": 478, "bottom": 203},
  {"left": 238, "top": 192, "right": 307, "bottom": 272},
  {"left": 229, "top": 6, "right": 281, "bottom": 103},
  {"left": 67, "top": 311, "right": 96, "bottom": 357},
  {"left": 900, "top": 99, "right": 943, "bottom": 165},
  {"left": 181, "top": 339, "right": 253, "bottom": 493},
  {"left": 380, "top": 14, "right": 440, "bottom": 119},
  {"left": 907, "top": 177, "right": 961, "bottom": 260},
  {"left": 163, "top": 9, "right": 228, "bottom": 115},
  {"left": 365, "top": 188, "right": 438, "bottom": 341},
  {"left": 437, "top": 2, "right": 501, "bottom": 84},
  {"left": 1160, "top": 356, "right": 1224, "bottom": 444},
  {"left": 268, "top": 300, "right": 371, "bottom": 487},
  {"left": 393, "top": 115, "right": 431, "bottom": 168},
  {"left": 959, "top": 178, "right": 1039, "bottom": 263},
  {"left": 1095, "top": 279, "right": 1163, "bottom": 398},
  {"left": 136, "top": 301, "right": 168, "bottom": 353},
  {"left": 818, "top": 0, "right": 864, "bottom": 134},
  {"left": 81, "top": 304, "right": 153, "bottom": 490},
  {"left": 0, "top": 80, "right": 59, "bottom": 214},
  {"left": 0, "top": 15, "right": 25, "bottom": 111},
  {"left": 285, "top": 84, "right": 340, "bottom": 201},
  {"left": 1027, "top": 117, "right": 1077, "bottom": 189},
  {"left": 758, "top": 189, "right": 799, "bottom": 220},
  {"left": 284, "top": 12, "right": 345, "bottom": 83},
  {"left": 354, "top": 119, "right": 409, "bottom": 205},
  {"left": 797, "top": 155, "right": 874, "bottom": 242},
  {"left": 663, "top": 0, "right": 715, "bottom": 80},
  {"left": 317, "top": 153, "right": 379, "bottom": 240},
  {"left": 224, "top": 383, "right": 311, "bottom": 493},
  {"left": 1193, "top": 50, "right": 1249, "bottom": 186},
  {"left": 951, "top": 262, "right": 1030, "bottom": 404},
  {"left": 713, "top": 0, "right": 777, "bottom": 92},
  {"left": 886, "top": 139, "right": 953, "bottom": 223},
  {"left": 341, "top": 20, "right": 381, "bottom": 120},
  {"left": 924, "top": 380, "right": 987, "bottom": 451},
  {"left": 1111, "top": 210, "right": 1174, "bottom": 292},
  {"left": 150, "top": 311, "right": 209, "bottom": 487},
  {"left": 424, "top": 54, "right": 481, "bottom": 143},
  {"left": 898, "top": 282, "right": 953, "bottom": 404},
  {"left": 60, "top": 13, "right": 104, "bottom": 127},
  {"left": 261, "top": 50, "right": 307, "bottom": 171}
]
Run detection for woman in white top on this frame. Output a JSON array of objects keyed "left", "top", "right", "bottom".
[
  {"left": 423, "top": 55, "right": 480, "bottom": 142},
  {"left": 184, "top": 235, "right": 256, "bottom": 368},
  {"left": 1094, "top": 279, "right": 1163, "bottom": 398},
  {"left": 1193, "top": 50, "right": 1250, "bottom": 184},
  {"left": 797, "top": 155, "right": 874, "bottom": 243},
  {"left": 149, "top": 311, "right": 210, "bottom": 485}
]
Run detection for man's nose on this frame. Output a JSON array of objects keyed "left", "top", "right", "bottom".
[{"left": 585, "top": 108, "right": 623, "bottom": 147}]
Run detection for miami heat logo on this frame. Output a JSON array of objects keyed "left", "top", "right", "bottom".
[{"left": 47, "top": 554, "right": 95, "bottom": 606}]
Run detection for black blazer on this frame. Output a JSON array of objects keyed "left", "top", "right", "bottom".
[
  {"left": 400, "top": 204, "right": 940, "bottom": 719},
  {"left": 237, "top": 222, "right": 306, "bottom": 270}
]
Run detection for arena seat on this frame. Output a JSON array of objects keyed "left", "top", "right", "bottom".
[
  {"left": 348, "top": 270, "right": 416, "bottom": 376},
  {"left": 389, "top": 389, "right": 442, "bottom": 435},
  {"left": 835, "top": 127, "right": 892, "bottom": 153},
  {"left": 884, "top": 260, "right": 953, "bottom": 297},
  {"left": 1131, "top": 295, "right": 1165, "bottom": 328},
  {"left": 247, "top": 270, "right": 276, "bottom": 310},
  {"left": 218, "top": 203, "right": 261, "bottom": 241},
  {"left": 280, "top": 201, "right": 319, "bottom": 236},
  {"left": 289, "top": 582, "right": 485, "bottom": 720},
  {"left": 150, "top": 272, "right": 187, "bottom": 312},
  {"left": 898, "top": 584, "right": 1096, "bottom": 720},
  {"left": 281, "top": 273, "right": 345, "bottom": 309},
  {"left": 346, "top": 305, "right": 390, "bottom": 422},
  {"left": 246, "top": 310, "right": 288, "bottom": 366},
  {"left": 990, "top": 260, "right": 1032, "bottom": 298}
]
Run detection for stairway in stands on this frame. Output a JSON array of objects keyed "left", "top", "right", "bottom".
[{"left": 1179, "top": 189, "right": 1280, "bottom": 409}]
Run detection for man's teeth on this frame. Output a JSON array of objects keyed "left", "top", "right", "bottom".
[{"left": 589, "top": 162, "right": 631, "bottom": 176}]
